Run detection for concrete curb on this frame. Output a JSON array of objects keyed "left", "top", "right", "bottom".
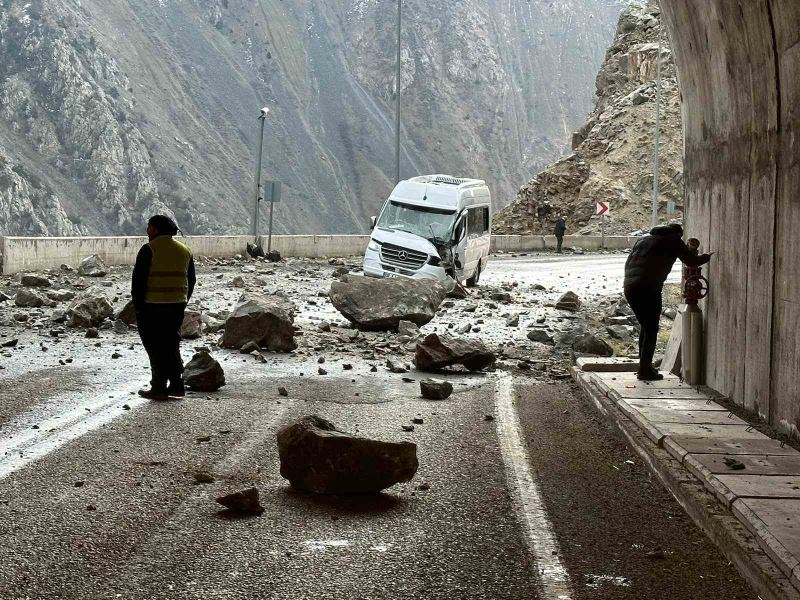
[{"left": 573, "top": 368, "right": 800, "bottom": 600}]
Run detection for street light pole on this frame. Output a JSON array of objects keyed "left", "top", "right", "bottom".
[
  {"left": 394, "top": 0, "right": 402, "bottom": 184},
  {"left": 252, "top": 107, "right": 269, "bottom": 243},
  {"left": 651, "top": 32, "right": 663, "bottom": 229}
]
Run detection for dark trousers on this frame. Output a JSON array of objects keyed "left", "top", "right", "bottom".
[
  {"left": 136, "top": 303, "right": 186, "bottom": 390},
  {"left": 556, "top": 234, "right": 564, "bottom": 253},
  {"left": 624, "top": 285, "right": 662, "bottom": 373}
]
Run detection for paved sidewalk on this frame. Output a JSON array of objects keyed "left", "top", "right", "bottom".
[{"left": 574, "top": 360, "right": 800, "bottom": 600}]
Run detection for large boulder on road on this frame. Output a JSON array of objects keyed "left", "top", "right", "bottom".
[
  {"left": 77, "top": 254, "right": 109, "bottom": 277},
  {"left": 67, "top": 291, "right": 113, "bottom": 327},
  {"left": 415, "top": 333, "right": 496, "bottom": 372},
  {"left": 277, "top": 415, "right": 418, "bottom": 494},
  {"left": 221, "top": 294, "right": 296, "bottom": 352},
  {"left": 183, "top": 350, "right": 225, "bottom": 391},
  {"left": 329, "top": 275, "right": 446, "bottom": 331}
]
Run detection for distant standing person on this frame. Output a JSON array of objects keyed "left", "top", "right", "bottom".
[
  {"left": 132, "top": 215, "right": 196, "bottom": 400},
  {"left": 623, "top": 224, "right": 711, "bottom": 381},
  {"left": 554, "top": 215, "right": 567, "bottom": 253}
]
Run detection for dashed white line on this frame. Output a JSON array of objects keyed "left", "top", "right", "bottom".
[{"left": 495, "top": 374, "right": 572, "bottom": 599}]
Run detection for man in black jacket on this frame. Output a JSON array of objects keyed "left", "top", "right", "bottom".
[
  {"left": 554, "top": 216, "right": 567, "bottom": 253},
  {"left": 624, "top": 224, "right": 711, "bottom": 380},
  {"left": 132, "top": 215, "right": 196, "bottom": 400}
]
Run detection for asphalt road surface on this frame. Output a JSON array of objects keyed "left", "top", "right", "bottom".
[{"left": 0, "top": 253, "right": 754, "bottom": 600}]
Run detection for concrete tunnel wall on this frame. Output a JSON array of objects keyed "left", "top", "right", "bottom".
[{"left": 661, "top": 1, "right": 800, "bottom": 432}]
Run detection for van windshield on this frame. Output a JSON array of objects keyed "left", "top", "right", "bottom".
[{"left": 376, "top": 201, "right": 456, "bottom": 242}]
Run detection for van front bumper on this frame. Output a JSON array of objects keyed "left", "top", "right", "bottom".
[{"left": 363, "top": 247, "right": 447, "bottom": 280}]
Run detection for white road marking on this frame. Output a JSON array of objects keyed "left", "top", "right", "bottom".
[
  {"left": 0, "top": 392, "right": 145, "bottom": 480},
  {"left": 495, "top": 374, "right": 572, "bottom": 599}
]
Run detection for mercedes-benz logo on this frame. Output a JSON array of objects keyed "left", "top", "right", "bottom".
[{"left": 398, "top": 251, "right": 408, "bottom": 260}]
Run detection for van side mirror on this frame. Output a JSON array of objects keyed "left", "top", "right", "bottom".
[{"left": 370, "top": 216, "right": 377, "bottom": 230}]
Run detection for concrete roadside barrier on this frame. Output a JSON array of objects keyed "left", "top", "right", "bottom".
[{"left": 0, "top": 234, "right": 637, "bottom": 274}]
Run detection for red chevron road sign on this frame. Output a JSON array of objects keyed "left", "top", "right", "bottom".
[{"left": 596, "top": 201, "right": 610, "bottom": 217}]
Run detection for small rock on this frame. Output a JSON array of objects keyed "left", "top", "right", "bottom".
[
  {"left": 240, "top": 341, "right": 260, "bottom": 354},
  {"left": 278, "top": 386, "right": 289, "bottom": 397},
  {"left": 77, "top": 254, "right": 108, "bottom": 277},
  {"left": 419, "top": 378, "right": 453, "bottom": 400},
  {"left": 193, "top": 470, "right": 215, "bottom": 484},
  {"left": 386, "top": 359, "right": 407, "bottom": 374},
  {"left": 490, "top": 291, "right": 512, "bottom": 303},
  {"left": 67, "top": 291, "right": 113, "bottom": 328},
  {"left": 116, "top": 301, "right": 137, "bottom": 326},
  {"left": 85, "top": 328, "right": 99, "bottom": 339},
  {"left": 723, "top": 457, "right": 746, "bottom": 471},
  {"left": 216, "top": 487, "right": 264, "bottom": 515},
  {"left": 573, "top": 333, "right": 614, "bottom": 357},
  {"left": 15, "top": 288, "right": 46, "bottom": 308},
  {"left": 20, "top": 274, "right": 51, "bottom": 288},
  {"left": 397, "top": 320, "right": 420, "bottom": 337},
  {"left": 555, "top": 291, "right": 581, "bottom": 312},
  {"left": 415, "top": 333, "right": 496, "bottom": 372},
  {"left": 527, "top": 329, "right": 554, "bottom": 344},
  {"left": 183, "top": 350, "right": 226, "bottom": 391},
  {"left": 180, "top": 310, "right": 203, "bottom": 339}
]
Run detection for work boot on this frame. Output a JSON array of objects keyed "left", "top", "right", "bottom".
[
  {"left": 166, "top": 380, "right": 185, "bottom": 397},
  {"left": 637, "top": 368, "right": 664, "bottom": 381},
  {"left": 138, "top": 387, "right": 169, "bottom": 401}
]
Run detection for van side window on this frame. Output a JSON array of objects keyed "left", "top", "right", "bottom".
[{"left": 467, "top": 207, "right": 490, "bottom": 237}]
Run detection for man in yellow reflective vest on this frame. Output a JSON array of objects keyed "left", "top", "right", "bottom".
[{"left": 131, "top": 215, "right": 196, "bottom": 400}]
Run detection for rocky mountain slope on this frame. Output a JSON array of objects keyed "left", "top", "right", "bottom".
[
  {"left": 494, "top": 1, "right": 682, "bottom": 236},
  {"left": 0, "top": 0, "right": 625, "bottom": 236}
]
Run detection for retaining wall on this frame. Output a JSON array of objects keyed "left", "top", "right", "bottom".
[
  {"left": 0, "top": 236, "right": 252, "bottom": 274},
  {"left": 662, "top": 0, "right": 800, "bottom": 433},
  {"left": 491, "top": 235, "right": 637, "bottom": 252},
  {"left": 0, "top": 234, "right": 635, "bottom": 274}
]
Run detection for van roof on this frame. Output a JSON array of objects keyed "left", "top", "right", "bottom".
[
  {"left": 389, "top": 175, "right": 490, "bottom": 210},
  {"left": 408, "top": 174, "right": 487, "bottom": 189}
]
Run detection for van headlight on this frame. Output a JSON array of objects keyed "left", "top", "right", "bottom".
[
  {"left": 367, "top": 240, "right": 380, "bottom": 252},
  {"left": 428, "top": 255, "right": 441, "bottom": 266}
]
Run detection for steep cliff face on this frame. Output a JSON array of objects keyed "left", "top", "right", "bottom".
[
  {"left": 0, "top": 0, "right": 625, "bottom": 236},
  {"left": 494, "top": 1, "right": 682, "bottom": 236}
]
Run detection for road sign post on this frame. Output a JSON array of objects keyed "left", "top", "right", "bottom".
[
  {"left": 263, "top": 180, "right": 282, "bottom": 253},
  {"left": 596, "top": 201, "right": 610, "bottom": 249}
]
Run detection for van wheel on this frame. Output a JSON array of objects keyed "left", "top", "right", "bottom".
[{"left": 466, "top": 262, "right": 481, "bottom": 288}]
